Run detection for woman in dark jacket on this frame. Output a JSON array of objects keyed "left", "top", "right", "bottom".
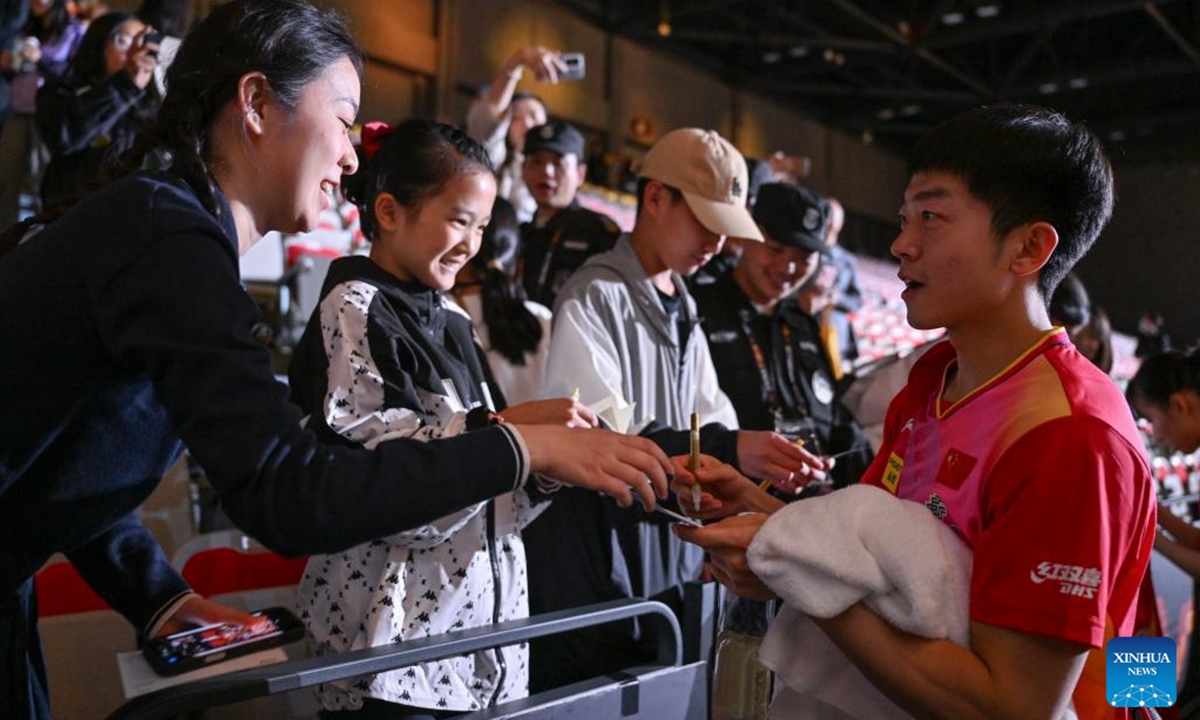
[
  {"left": 0, "top": 3, "right": 669, "bottom": 716},
  {"left": 36, "top": 10, "right": 160, "bottom": 206}
]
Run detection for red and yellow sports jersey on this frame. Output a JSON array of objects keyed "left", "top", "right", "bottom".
[{"left": 861, "top": 329, "right": 1156, "bottom": 718}]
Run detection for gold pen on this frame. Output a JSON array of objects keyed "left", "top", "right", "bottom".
[{"left": 689, "top": 412, "right": 701, "bottom": 512}]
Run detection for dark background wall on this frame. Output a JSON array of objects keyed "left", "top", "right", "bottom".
[{"left": 1075, "top": 159, "right": 1197, "bottom": 347}]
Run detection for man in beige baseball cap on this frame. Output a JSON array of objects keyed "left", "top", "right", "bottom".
[
  {"left": 527, "top": 128, "right": 826, "bottom": 690},
  {"left": 639, "top": 127, "right": 764, "bottom": 243}
]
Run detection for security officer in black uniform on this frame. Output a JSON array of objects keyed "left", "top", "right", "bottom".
[
  {"left": 519, "top": 119, "right": 620, "bottom": 308},
  {"left": 694, "top": 182, "right": 873, "bottom": 490}
]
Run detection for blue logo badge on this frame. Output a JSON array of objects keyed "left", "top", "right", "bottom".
[{"left": 1107, "top": 636, "right": 1176, "bottom": 708}]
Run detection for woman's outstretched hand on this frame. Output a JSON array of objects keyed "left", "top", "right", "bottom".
[
  {"left": 515, "top": 425, "right": 671, "bottom": 509},
  {"left": 155, "top": 594, "right": 271, "bottom": 637}
]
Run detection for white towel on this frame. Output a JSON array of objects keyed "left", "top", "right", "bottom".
[{"left": 747, "top": 484, "right": 972, "bottom": 719}]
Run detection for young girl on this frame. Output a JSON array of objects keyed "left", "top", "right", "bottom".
[
  {"left": 1129, "top": 349, "right": 1200, "bottom": 579},
  {"left": 0, "top": 2, "right": 669, "bottom": 716},
  {"left": 452, "top": 196, "right": 552, "bottom": 405},
  {"left": 288, "top": 119, "right": 595, "bottom": 718}
]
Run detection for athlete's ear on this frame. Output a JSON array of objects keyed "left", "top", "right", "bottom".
[{"left": 1008, "top": 221, "right": 1058, "bottom": 279}]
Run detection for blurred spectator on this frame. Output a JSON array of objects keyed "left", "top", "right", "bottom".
[
  {"left": 136, "top": 0, "right": 191, "bottom": 38},
  {"left": 1128, "top": 348, "right": 1200, "bottom": 578},
  {"left": 0, "top": 0, "right": 29, "bottom": 125},
  {"left": 36, "top": 11, "right": 160, "bottom": 206},
  {"left": 1048, "top": 272, "right": 1114, "bottom": 374},
  {"left": 454, "top": 196, "right": 553, "bottom": 405},
  {"left": 766, "top": 150, "right": 812, "bottom": 183},
  {"left": 72, "top": 0, "right": 107, "bottom": 24},
  {"left": 1076, "top": 306, "right": 1114, "bottom": 375},
  {"left": 0, "top": 0, "right": 83, "bottom": 229},
  {"left": 1048, "top": 271, "right": 1090, "bottom": 329},
  {"left": 1136, "top": 311, "right": 1173, "bottom": 358},
  {"left": 519, "top": 119, "right": 619, "bottom": 308},
  {"left": 812, "top": 196, "right": 862, "bottom": 368},
  {"left": 467, "top": 45, "right": 564, "bottom": 222}
]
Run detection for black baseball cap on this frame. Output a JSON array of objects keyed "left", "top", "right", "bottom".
[
  {"left": 524, "top": 120, "right": 585, "bottom": 159},
  {"left": 752, "top": 182, "right": 830, "bottom": 254}
]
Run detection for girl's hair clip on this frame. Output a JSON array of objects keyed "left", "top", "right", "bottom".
[{"left": 361, "top": 121, "right": 394, "bottom": 161}]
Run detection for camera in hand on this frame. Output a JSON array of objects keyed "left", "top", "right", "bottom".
[{"left": 142, "top": 606, "right": 304, "bottom": 677}]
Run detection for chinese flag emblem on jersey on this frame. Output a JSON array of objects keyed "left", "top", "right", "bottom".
[{"left": 935, "top": 449, "right": 977, "bottom": 490}]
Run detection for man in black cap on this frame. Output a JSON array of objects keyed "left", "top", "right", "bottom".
[
  {"left": 693, "top": 182, "right": 874, "bottom": 490},
  {"left": 519, "top": 119, "right": 620, "bottom": 308}
]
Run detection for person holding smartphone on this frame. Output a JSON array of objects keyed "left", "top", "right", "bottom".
[
  {"left": 466, "top": 45, "right": 572, "bottom": 222},
  {"left": 36, "top": 11, "right": 161, "bottom": 206},
  {"left": 0, "top": 3, "right": 671, "bottom": 718}
]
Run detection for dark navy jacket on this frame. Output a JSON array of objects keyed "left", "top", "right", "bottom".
[{"left": 0, "top": 173, "right": 528, "bottom": 633}]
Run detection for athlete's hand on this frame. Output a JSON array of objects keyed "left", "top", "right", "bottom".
[
  {"left": 674, "top": 514, "right": 776, "bottom": 601},
  {"left": 669, "top": 453, "right": 783, "bottom": 520}
]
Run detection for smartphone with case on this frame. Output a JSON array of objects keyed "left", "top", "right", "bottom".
[
  {"left": 142, "top": 606, "right": 304, "bottom": 677},
  {"left": 560, "top": 52, "right": 586, "bottom": 80}
]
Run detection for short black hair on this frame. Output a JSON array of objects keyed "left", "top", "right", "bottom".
[{"left": 907, "top": 104, "right": 1114, "bottom": 300}]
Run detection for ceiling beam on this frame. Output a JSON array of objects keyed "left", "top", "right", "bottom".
[
  {"left": 820, "top": 0, "right": 995, "bottom": 98},
  {"left": 1006, "top": 58, "right": 1196, "bottom": 97},
  {"left": 1143, "top": 2, "right": 1200, "bottom": 68},
  {"left": 920, "top": 0, "right": 1186, "bottom": 49},
  {"left": 665, "top": 28, "right": 897, "bottom": 55},
  {"left": 759, "top": 80, "right": 978, "bottom": 103},
  {"left": 998, "top": 24, "right": 1058, "bottom": 92}
]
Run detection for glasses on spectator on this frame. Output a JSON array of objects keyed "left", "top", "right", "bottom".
[{"left": 111, "top": 33, "right": 137, "bottom": 52}]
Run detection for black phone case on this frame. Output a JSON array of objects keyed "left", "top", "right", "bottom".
[{"left": 142, "top": 606, "right": 305, "bottom": 677}]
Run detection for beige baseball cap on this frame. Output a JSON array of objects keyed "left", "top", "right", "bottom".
[{"left": 639, "top": 128, "right": 764, "bottom": 242}]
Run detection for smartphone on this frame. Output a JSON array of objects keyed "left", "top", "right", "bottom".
[
  {"left": 142, "top": 606, "right": 304, "bottom": 677},
  {"left": 560, "top": 52, "right": 586, "bottom": 81},
  {"left": 143, "top": 30, "right": 164, "bottom": 45}
]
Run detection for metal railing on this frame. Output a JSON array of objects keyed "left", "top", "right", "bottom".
[{"left": 105, "top": 598, "right": 682, "bottom": 720}]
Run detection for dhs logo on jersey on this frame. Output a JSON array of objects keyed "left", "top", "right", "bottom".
[{"left": 1107, "top": 636, "right": 1175, "bottom": 708}]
